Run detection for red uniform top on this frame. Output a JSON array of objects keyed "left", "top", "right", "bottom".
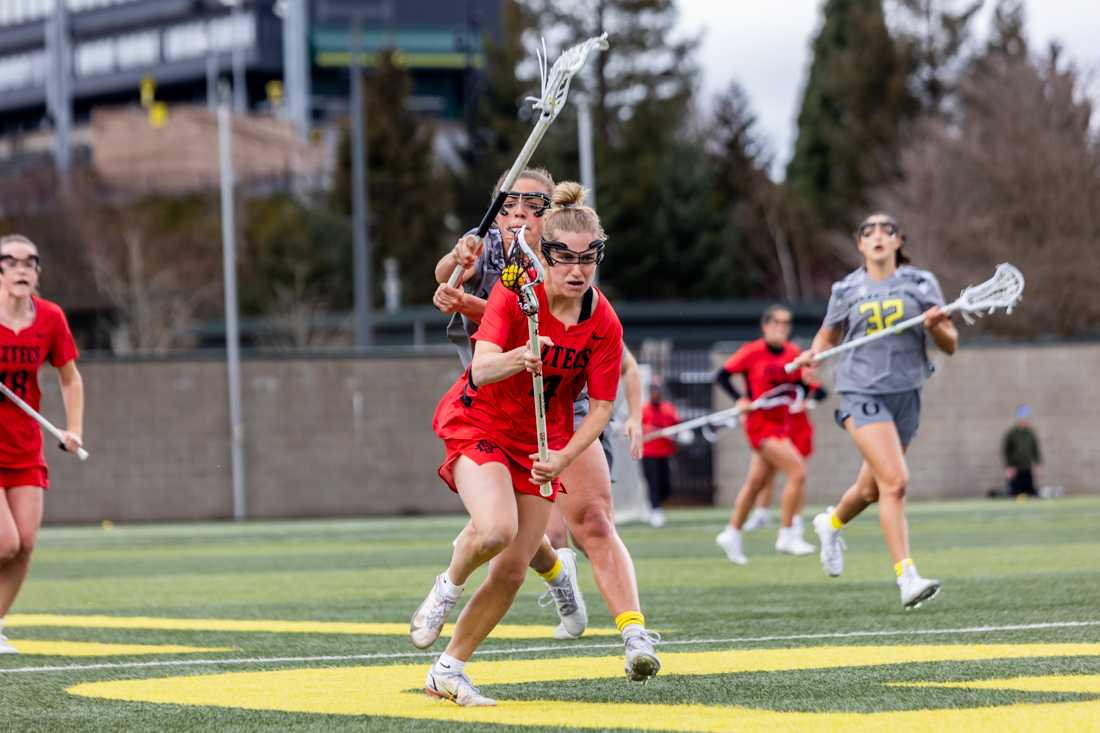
[
  {"left": 0, "top": 297, "right": 79, "bottom": 469},
  {"left": 641, "top": 400, "right": 680, "bottom": 458},
  {"left": 434, "top": 282, "right": 623, "bottom": 457},
  {"left": 722, "top": 339, "right": 802, "bottom": 448}
]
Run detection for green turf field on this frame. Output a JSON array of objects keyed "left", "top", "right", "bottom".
[{"left": 2, "top": 497, "right": 1099, "bottom": 731}]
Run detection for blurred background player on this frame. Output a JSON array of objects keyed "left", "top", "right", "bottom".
[
  {"left": 793, "top": 213, "right": 957, "bottom": 610},
  {"left": 713, "top": 304, "right": 815, "bottom": 564},
  {"left": 0, "top": 234, "right": 84, "bottom": 654},
  {"left": 640, "top": 380, "right": 679, "bottom": 528},
  {"left": 1001, "top": 404, "right": 1042, "bottom": 498},
  {"left": 742, "top": 378, "right": 828, "bottom": 532}
]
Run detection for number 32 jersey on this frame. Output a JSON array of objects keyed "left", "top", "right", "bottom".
[
  {"left": 0, "top": 297, "right": 79, "bottom": 469},
  {"left": 824, "top": 266, "right": 945, "bottom": 394},
  {"left": 434, "top": 281, "right": 623, "bottom": 456}
]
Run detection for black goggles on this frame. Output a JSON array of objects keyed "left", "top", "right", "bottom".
[
  {"left": 857, "top": 220, "right": 899, "bottom": 238},
  {"left": 499, "top": 191, "right": 551, "bottom": 218},
  {"left": 0, "top": 254, "right": 41, "bottom": 270},
  {"left": 541, "top": 238, "right": 605, "bottom": 266}
]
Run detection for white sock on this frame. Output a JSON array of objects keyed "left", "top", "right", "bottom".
[
  {"left": 439, "top": 572, "right": 464, "bottom": 598},
  {"left": 723, "top": 526, "right": 741, "bottom": 537},
  {"left": 434, "top": 653, "right": 465, "bottom": 675},
  {"left": 621, "top": 623, "right": 645, "bottom": 640}
]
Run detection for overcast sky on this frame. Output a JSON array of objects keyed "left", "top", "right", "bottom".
[{"left": 677, "top": 1, "right": 1100, "bottom": 176}]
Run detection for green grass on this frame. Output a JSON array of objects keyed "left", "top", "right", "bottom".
[{"left": 1, "top": 497, "right": 1099, "bottom": 731}]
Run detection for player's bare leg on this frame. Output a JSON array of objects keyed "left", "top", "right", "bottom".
[
  {"left": 0, "top": 486, "right": 43, "bottom": 654},
  {"left": 528, "top": 506, "right": 587, "bottom": 639},
  {"left": 444, "top": 492, "right": 552, "bottom": 660},
  {"left": 756, "top": 438, "right": 805, "bottom": 529},
  {"left": 558, "top": 440, "right": 637, "bottom": 616},
  {"left": 845, "top": 421, "right": 910, "bottom": 563},
  {"left": 0, "top": 486, "right": 44, "bottom": 616},
  {"left": 411, "top": 458, "right": 517, "bottom": 649},
  {"left": 726, "top": 452, "right": 773, "bottom": 529}
]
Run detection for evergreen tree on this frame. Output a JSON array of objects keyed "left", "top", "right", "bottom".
[
  {"left": 332, "top": 50, "right": 455, "bottom": 308},
  {"left": 516, "top": 0, "right": 703, "bottom": 299},
  {"left": 786, "top": 0, "right": 916, "bottom": 231},
  {"left": 890, "top": 0, "right": 984, "bottom": 115}
]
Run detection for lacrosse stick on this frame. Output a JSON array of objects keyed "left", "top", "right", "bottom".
[
  {"left": 643, "top": 384, "right": 805, "bottom": 444},
  {"left": 446, "top": 33, "right": 610, "bottom": 287},
  {"left": 497, "top": 225, "right": 553, "bottom": 497},
  {"left": 0, "top": 380, "right": 88, "bottom": 460},
  {"left": 786, "top": 262, "right": 1024, "bottom": 373}
]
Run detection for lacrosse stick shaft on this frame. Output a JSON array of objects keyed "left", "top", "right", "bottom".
[
  {"left": 786, "top": 302, "right": 963, "bottom": 373},
  {"left": 642, "top": 404, "right": 745, "bottom": 443},
  {"left": 445, "top": 124, "right": 555, "bottom": 289},
  {"left": 525, "top": 314, "right": 553, "bottom": 497},
  {"left": 0, "top": 380, "right": 88, "bottom": 460}
]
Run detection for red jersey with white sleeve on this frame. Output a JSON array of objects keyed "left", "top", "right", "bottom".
[
  {"left": 0, "top": 297, "right": 79, "bottom": 470},
  {"left": 433, "top": 282, "right": 623, "bottom": 499},
  {"left": 641, "top": 400, "right": 680, "bottom": 459},
  {"left": 721, "top": 339, "right": 802, "bottom": 451}
]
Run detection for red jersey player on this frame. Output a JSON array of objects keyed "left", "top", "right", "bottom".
[
  {"left": 0, "top": 234, "right": 84, "bottom": 655},
  {"left": 713, "top": 305, "right": 815, "bottom": 564},
  {"left": 411, "top": 182, "right": 656, "bottom": 707},
  {"left": 743, "top": 377, "right": 828, "bottom": 533},
  {"left": 640, "top": 381, "right": 679, "bottom": 527}
]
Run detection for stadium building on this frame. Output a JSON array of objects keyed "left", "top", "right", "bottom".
[{"left": 0, "top": 0, "right": 499, "bottom": 156}]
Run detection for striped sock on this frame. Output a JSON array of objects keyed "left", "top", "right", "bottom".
[
  {"left": 615, "top": 611, "right": 646, "bottom": 635},
  {"left": 538, "top": 557, "right": 563, "bottom": 583},
  {"left": 894, "top": 558, "right": 914, "bottom": 577}
]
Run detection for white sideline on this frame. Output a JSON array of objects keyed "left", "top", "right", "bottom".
[{"left": 1, "top": 619, "right": 1097, "bottom": 675}]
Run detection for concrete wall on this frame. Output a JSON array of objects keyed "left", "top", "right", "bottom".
[
  {"left": 713, "top": 343, "right": 1100, "bottom": 508},
  {"left": 39, "top": 352, "right": 467, "bottom": 523},
  {"left": 33, "top": 344, "right": 1097, "bottom": 524}
]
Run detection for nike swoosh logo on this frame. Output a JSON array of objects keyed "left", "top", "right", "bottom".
[
  {"left": 439, "top": 663, "right": 451, "bottom": 669},
  {"left": 592, "top": 334, "right": 605, "bottom": 340}
]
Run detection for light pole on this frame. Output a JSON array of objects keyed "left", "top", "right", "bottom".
[{"left": 217, "top": 81, "right": 247, "bottom": 521}]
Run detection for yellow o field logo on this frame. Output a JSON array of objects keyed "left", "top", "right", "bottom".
[{"left": 68, "top": 643, "right": 1100, "bottom": 732}]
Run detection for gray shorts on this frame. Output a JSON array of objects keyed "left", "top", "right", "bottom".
[
  {"left": 574, "top": 393, "right": 614, "bottom": 472},
  {"left": 835, "top": 390, "right": 922, "bottom": 446}
]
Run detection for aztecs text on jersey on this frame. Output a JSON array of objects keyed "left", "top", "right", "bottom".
[
  {"left": 0, "top": 297, "right": 79, "bottom": 468},
  {"left": 435, "top": 282, "right": 623, "bottom": 456}
]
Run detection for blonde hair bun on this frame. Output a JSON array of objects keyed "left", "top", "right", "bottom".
[{"left": 551, "top": 181, "right": 586, "bottom": 209}]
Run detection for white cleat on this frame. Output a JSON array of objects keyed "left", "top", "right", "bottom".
[
  {"left": 813, "top": 509, "right": 846, "bottom": 577},
  {"left": 409, "top": 574, "right": 462, "bottom": 649},
  {"left": 623, "top": 630, "right": 661, "bottom": 682},
  {"left": 0, "top": 633, "right": 16, "bottom": 655},
  {"left": 775, "top": 527, "right": 816, "bottom": 556},
  {"left": 538, "top": 548, "right": 588, "bottom": 640},
  {"left": 743, "top": 507, "right": 770, "bottom": 532},
  {"left": 715, "top": 527, "right": 748, "bottom": 565},
  {"left": 899, "top": 566, "right": 941, "bottom": 610},
  {"left": 648, "top": 508, "right": 668, "bottom": 528},
  {"left": 424, "top": 668, "right": 496, "bottom": 706}
]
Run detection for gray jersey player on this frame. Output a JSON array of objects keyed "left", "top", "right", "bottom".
[{"left": 792, "top": 213, "right": 958, "bottom": 610}]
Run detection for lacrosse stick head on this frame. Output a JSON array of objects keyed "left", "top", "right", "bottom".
[
  {"left": 954, "top": 263, "right": 1025, "bottom": 324},
  {"left": 528, "top": 33, "right": 610, "bottom": 122},
  {"left": 753, "top": 383, "right": 805, "bottom": 411},
  {"left": 499, "top": 225, "right": 546, "bottom": 316}
]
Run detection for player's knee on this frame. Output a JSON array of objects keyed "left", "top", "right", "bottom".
[
  {"left": 859, "top": 483, "right": 880, "bottom": 503},
  {"left": 573, "top": 506, "right": 615, "bottom": 545},
  {"left": 786, "top": 460, "right": 806, "bottom": 484},
  {"left": 878, "top": 471, "right": 909, "bottom": 499},
  {"left": 16, "top": 531, "right": 36, "bottom": 557},
  {"left": 0, "top": 535, "right": 20, "bottom": 563},
  {"left": 489, "top": 558, "right": 528, "bottom": 594},
  {"left": 477, "top": 523, "right": 517, "bottom": 557}
]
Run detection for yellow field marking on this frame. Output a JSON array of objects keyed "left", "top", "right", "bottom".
[
  {"left": 8, "top": 641, "right": 231, "bottom": 657},
  {"left": 67, "top": 643, "right": 1100, "bottom": 731},
  {"left": 6, "top": 614, "right": 619, "bottom": 639}
]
